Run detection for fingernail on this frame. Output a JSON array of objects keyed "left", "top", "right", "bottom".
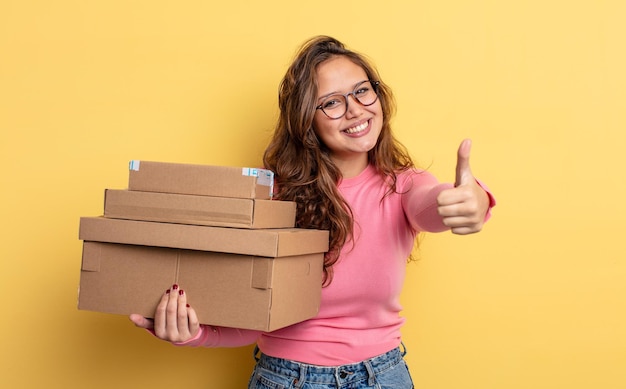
[
  {"left": 172, "top": 284, "right": 179, "bottom": 290},
  {"left": 165, "top": 289, "right": 171, "bottom": 294},
  {"left": 179, "top": 289, "right": 184, "bottom": 296}
]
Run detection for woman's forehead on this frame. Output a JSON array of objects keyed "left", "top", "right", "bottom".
[{"left": 316, "top": 57, "right": 368, "bottom": 95}]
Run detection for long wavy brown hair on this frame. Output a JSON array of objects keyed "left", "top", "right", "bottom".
[{"left": 263, "top": 36, "right": 414, "bottom": 285}]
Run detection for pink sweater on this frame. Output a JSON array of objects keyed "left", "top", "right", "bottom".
[{"left": 177, "top": 165, "right": 493, "bottom": 365}]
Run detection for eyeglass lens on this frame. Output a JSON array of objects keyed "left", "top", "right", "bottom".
[{"left": 318, "top": 81, "right": 378, "bottom": 119}]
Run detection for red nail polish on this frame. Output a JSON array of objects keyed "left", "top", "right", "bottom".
[
  {"left": 172, "top": 284, "right": 178, "bottom": 290},
  {"left": 186, "top": 304, "right": 190, "bottom": 308},
  {"left": 165, "top": 289, "right": 171, "bottom": 294},
  {"left": 179, "top": 289, "right": 184, "bottom": 296}
]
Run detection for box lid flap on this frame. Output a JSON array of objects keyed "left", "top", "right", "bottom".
[
  {"left": 79, "top": 217, "right": 328, "bottom": 257},
  {"left": 251, "top": 257, "right": 272, "bottom": 289},
  {"left": 81, "top": 242, "right": 101, "bottom": 272}
]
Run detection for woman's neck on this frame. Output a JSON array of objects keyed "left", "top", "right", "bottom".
[{"left": 332, "top": 154, "right": 369, "bottom": 179}]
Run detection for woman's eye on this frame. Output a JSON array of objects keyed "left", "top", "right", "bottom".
[
  {"left": 323, "top": 98, "right": 343, "bottom": 110},
  {"left": 355, "top": 87, "right": 370, "bottom": 96}
]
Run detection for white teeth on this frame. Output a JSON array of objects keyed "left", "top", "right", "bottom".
[{"left": 344, "top": 122, "right": 368, "bottom": 134}]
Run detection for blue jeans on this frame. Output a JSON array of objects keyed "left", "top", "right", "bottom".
[{"left": 248, "top": 345, "right": 414, "bottom": 389}]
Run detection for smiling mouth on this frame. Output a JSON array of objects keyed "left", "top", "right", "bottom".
[{"left": 343, "top": 121, "right": 369, "bottom": 134}]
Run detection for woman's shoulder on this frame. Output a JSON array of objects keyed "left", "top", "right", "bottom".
[{"left": 394, "top": 166, "right": 440, "bottom": 190}]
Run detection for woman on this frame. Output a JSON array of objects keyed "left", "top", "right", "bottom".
[{"left": 131, "top": 35, "right": 495, "bottom": 388}]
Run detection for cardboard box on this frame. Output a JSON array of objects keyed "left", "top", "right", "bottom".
[
  {"left": 103, "top": 189, "right": 296, "bottom": 229},
  {"left": 79, "top": 217, "right": 328, "bottom": 257},
  {"left": 78, "top": 241, "right": 324, "bottom": 331},
  {"left": 128, "top": 161, "right": 274, "bottom": 199}
]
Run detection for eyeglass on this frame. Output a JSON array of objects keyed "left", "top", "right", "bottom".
[{"left": 315, "top": 80, "right": 380, "bottom": 120}]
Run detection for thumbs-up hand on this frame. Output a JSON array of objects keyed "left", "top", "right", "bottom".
[{"left": 437, "top": 139, "right": 490, "bottom": 235}]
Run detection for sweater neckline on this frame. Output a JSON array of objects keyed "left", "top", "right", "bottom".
[{"left": 338, "top": 164, "right": 377, "bottom": 189}]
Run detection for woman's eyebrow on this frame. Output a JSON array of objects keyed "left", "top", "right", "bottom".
[{"left": 317, "top": 89, "right": 340, "bottom": 101}]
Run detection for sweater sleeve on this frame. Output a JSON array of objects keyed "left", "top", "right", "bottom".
[
  {"left": 400, "top": 170, "right": 495, "bottom": 233},
  {"left": 400, "top": 172, "right": 453, "bottom": 233},
  {"left": 171, "top": 325, "right": 262, "bottom": 348}
]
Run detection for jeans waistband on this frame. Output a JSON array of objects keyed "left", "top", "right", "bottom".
[{"left": 255, "top": 345, "right": 406, "bottom": 387}]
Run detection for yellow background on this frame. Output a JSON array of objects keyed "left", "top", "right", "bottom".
[{"left": 1, "top": 0, "right": 624, "bottom": 388}]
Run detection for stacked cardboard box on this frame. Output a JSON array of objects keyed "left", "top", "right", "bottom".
[{"left": 78, "top": 161, "right": 329, "bottom": 331}]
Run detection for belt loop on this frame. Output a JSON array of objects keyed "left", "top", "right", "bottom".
[
  {"left": 400, "top": 341, "right": 407, "bottom": 357},
  {"left": 334, "top": 367, "right": 342, "bottom": 387},
  {"left": 294, "top": 364, "right": 306, "bottom": 388},
  {"left": 253, "top": 345, "right": 261, "bottom": 362},
  {"left": 364, "top": 360, "right": 377, "bottom": 386}
]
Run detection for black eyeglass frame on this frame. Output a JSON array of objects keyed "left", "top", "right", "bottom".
[{"left": 315, "top": 80, "right": 381, "bottom": 120}]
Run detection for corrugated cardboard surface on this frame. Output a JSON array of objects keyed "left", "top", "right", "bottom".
[
  {"left": 103, "top": 189, "right": 296, "bottom": 228},
  {"left": 78, "top": 242, "right": 323, "bottom": 331},
  {"left": 128, "top": 161, "right": 273, "bottom": 199},
  {"left": 79, "top": 217, "right": 329, "bottom": 257}
]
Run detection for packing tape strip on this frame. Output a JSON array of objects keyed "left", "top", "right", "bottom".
[{"left": 242, "top": 167, "right": 275, "bottom": 198}]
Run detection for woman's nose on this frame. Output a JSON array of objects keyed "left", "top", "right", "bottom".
[{"left": 344, "top": 95, "right": 364, "bottom": 119}]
